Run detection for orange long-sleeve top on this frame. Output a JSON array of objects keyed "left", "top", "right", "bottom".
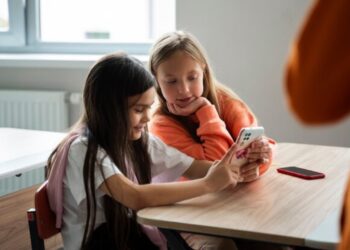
[
  {"left": 285, "top": 1, "right": 350, "bottom": 250},
  {"left": 150, "top": 90, "right": 274, "bottom": 176}
]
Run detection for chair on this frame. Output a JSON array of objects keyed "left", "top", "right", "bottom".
[
  {"left": 27, "top": 181, "right": 190, "bottom": 250},
  {"left": 27, "top": 181, "right": 60, "bottom": 250},
  {"left": 160, "top": 229, "right": 192, "bottom": 250}
]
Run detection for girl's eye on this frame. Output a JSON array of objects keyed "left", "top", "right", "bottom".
[
  {"left": 135, "top": 108, "right": 143, "bottom": 113},
  {"left": 189, "top": 75, "right": 198, "bottom": 81},
  {"left": 166, "top": 79, "right": 177, "bottom": 84}
]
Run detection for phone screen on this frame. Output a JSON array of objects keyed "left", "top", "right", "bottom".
[
  {"left": 277, "top": 166, "right": 325, "bottom": 179},
  {"left": 283, "top": 166, "right": 321, "bottom": 176}
]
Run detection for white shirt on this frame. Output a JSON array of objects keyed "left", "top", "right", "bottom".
[{"left": 62, "top": 134, "right": 194, "bottom": 250}]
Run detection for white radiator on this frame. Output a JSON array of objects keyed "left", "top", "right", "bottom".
[
  {"left": 0, "top": 90, "right": 69, "bottom": 132},
  {"left": 0, "top": 90, "right": 69, "bottom": 196}
]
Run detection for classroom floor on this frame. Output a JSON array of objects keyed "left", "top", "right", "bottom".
[{"left": 0, "top": 184, "right": 62, "bottom": 250}]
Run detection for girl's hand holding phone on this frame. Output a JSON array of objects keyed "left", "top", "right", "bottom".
[
  {"left": 238, "top": 136, "right": 273, "bottom": 182},
  {"left": 246, "top": 136, "right": 272, "bottom": 164},
  {"left": 231, "top": 126, "right": 266, "bottom": 182},
  {"left": 205, "top": 144, "right": 240, "bottom": 192},
  {"left": 239, "top": 162, "right": 260, "bottom": 182}
]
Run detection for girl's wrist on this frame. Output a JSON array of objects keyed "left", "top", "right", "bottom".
[
  {"left": 203, "top": 170, "right": 219, "bottom": 193},
  {"left": 202, "top": 177, "right": 215, "bottom": 193}
]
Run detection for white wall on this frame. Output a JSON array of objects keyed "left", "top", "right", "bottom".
[
  {"left": 0, "top": 0, "right": 349, "bottom": 146},
  {"left": 176, "top": 0, "right": 350, "bottom": 147}
]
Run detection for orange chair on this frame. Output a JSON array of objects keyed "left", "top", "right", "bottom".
[{"left": 27, "top": 181, "right": 60, "bottom": 250}]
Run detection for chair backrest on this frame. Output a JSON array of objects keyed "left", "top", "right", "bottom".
[
  {"left": 34, "top": 180, "right": 60, "bottom": 239},
  {"left": 27, "top": 181, "right": 61, "bottom": 250}
]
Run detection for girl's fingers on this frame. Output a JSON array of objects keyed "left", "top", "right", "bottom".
[
  {"left": 242, "top": 172, "right": 259, "bottom": 182},
  {"left": 241, "top": 168, "right": 258, "bottom": 177},
  {"left": 230, "top": 164, "right": 239, "bottom": 175},
  {"left": 248, "top": 145, "right": 271, "bottom": 154},
  {"left": 248, "top": 158, "right": 268, "bottom": 164},
  {"left": 250, "top": 139, "right": 270, "bottom": 151},
  {"left": 240, "top": 163, "right": 258, "bottom": 174},
  {"left": 230, "top": 171, "right": 240, "bottom": 186},
  {"left": 220, "top": 144, "right": 238, "bottom": 164},
  {"left": 246, "top": 152, "right": 270, "bottom": 161},
  {"left": 251, "top": 136, "right": 268, "bottom": 145},
  {"left": 240, "top": 164, "right": 259, "bottom": 182},
  {"left": 231, "top": 169, "right": 239, "bottom": 179},
  {"left": 246, "top": 144, "right": 272, "bottom": 162},
  {"left": 168, "top": 97, "right": 209, "bottom": 116},
  {"left": 250, "top": 140, "right": 264, "bottom": 149}
]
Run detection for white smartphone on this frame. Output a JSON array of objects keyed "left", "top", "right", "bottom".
[{"left": 235, "top": 126, "right": 265, "bottom": 159}]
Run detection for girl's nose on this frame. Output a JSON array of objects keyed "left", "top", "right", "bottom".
[
  {"left": 143, "top": 109, "right": 151, "bottom": 122},
  {"left": 178, "top": 80, "right": 190, "bottom": 94}
]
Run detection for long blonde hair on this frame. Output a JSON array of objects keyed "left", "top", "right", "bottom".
[{"left": 149, "top": 31, "right": 255, "bottom": 138}]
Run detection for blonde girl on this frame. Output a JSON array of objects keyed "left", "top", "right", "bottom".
[
  {"left": 149, "top": 30, "right": 274, "bottom": 180},
  {"left": 149, "top": 31, "right": 275, "bottom": 249}
]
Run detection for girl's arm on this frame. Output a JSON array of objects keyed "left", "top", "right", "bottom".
[
  {"left": 150, "top": 104, "right": 233, "bottom": 161},
  {"left": 182, "top": 159, "right": 212, "bottom": 179},
  {"left": 100, "top": 146, "right": 239, "bottom": 211}
]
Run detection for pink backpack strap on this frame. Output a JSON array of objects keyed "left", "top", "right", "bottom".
[{"left": 47, "top": 132, "right": 80, "bottom": 228}]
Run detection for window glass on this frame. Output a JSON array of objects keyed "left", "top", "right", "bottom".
[
  {"left": 39, "top": 0, "right": 175, "bottom": 43},
  {"left": 0, "top": 0, "right": 175, "bottom": 53},
  {"left": 0, "top": 0, "right": 9, "bottom": 32}
]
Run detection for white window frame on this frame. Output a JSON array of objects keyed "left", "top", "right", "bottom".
[{"left": 0, "top": 0, "right": 174, "bottom": 55}]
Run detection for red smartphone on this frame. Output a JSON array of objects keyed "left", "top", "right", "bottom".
[{"left": 277, "top": 166, "right": 325, "bottom": 180}]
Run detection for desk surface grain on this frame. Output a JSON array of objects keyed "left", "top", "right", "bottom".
[{"left": 138, "top": 143, "right": 350, "bottom": 247}]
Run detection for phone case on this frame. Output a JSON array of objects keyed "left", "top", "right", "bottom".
[
  {"left": 235, "top": 126, "right": 264, "bottom": 159},
  {"left": 277, "top": 167, "right": 325, "bottom": 180}
]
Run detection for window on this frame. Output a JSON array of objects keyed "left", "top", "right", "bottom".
[
  {"left": 0, "top": 0, "right": 175, "bottom": 54},
  {"left": 0, "top": 0, "right": 25, "bottom": 46}
]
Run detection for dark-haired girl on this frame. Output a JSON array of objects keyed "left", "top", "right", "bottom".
[{"left": 46, "top": 52, "right": 246, "bottom": 250}]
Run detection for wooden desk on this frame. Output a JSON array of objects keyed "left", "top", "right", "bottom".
[
  {"left": 138, "top": 143, "right": 350, "bottom": 249},
  {"left": 0, "top": 128, "right": 65, "bottom": 178}
]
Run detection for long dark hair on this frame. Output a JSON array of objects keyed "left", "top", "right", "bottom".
[{"left": 47, "top": 52, "right": 156, "bottom": 249}]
